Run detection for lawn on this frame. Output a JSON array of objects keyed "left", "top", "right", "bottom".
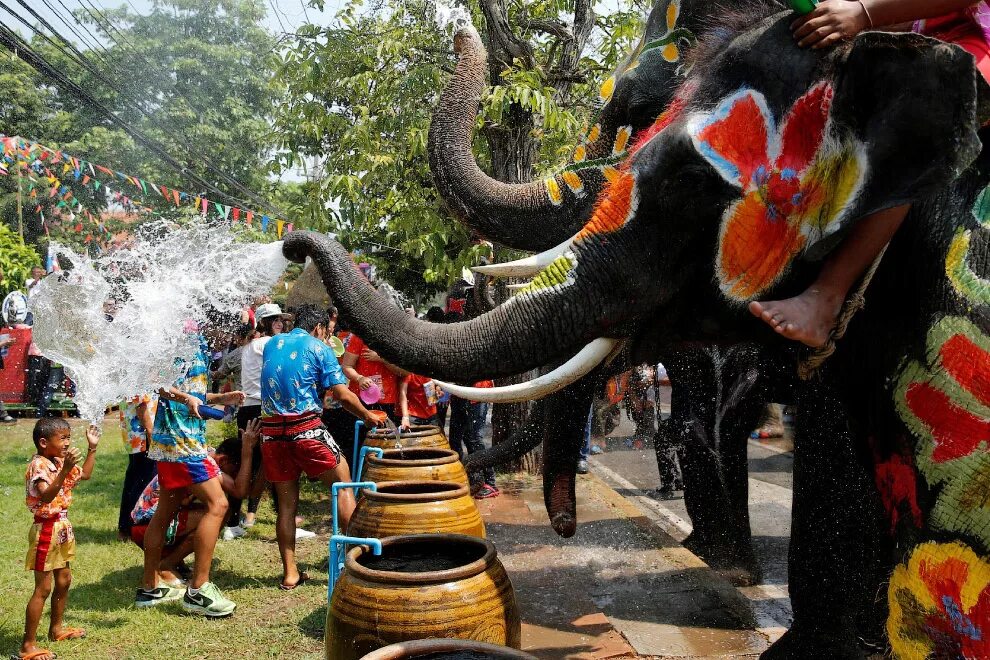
[{"left": 0, "top": 418, "right": 334, "bottom": 659}]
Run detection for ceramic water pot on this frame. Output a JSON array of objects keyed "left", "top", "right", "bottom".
[
  {"left": 362, "top": 448, "right": 469, "bottom": 487},
  {"left": 364, "top": 425, "right": 448, "bottom": 451},
  {"left": 348, "top": 480, "right": 485, "bottom": 539},
  {"left": 359, "top": 638, "right": 536, "bottom": 659},
  {"left": 327, "top": 534, "right": 521, "bottom": 660}
]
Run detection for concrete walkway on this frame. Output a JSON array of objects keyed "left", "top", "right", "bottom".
[{"left": 480, "top": 473, "right": 770, "bottom": 659}]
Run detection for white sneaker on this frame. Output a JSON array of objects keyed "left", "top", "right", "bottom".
[
  {"left": 295, "top": 527, "right": 316, "bottom": 540},
  {"left": 222, "top": 525, "right": 246, "bottom": 541}
]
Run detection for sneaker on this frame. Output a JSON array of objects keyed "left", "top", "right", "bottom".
[
  {"left": 0, "top": 414, "right": 15, "bottom": 424},
  {"left": 576, "top": 459, "right": 589, "bottom": 474},
  {"left": 295, "top": 527, "right": 317, "bottom": 540},
  {"left": 473, "top": 484, "right": 499, "bottom": 499},
  {"left": 182, "top": 582, "right": 236, "bottom": 618},
  {"left": 590, "top": 445, "right": 604, "bottom": 455},
  {"left": 222, "top": 525, "right": 246, "bottom": 540},
  {"left": 135, "top": 585, "right": 184, "bottom": 608}
]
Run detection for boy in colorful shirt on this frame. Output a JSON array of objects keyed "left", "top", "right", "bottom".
[
  {"left": 260, "top": 305, "right": 386, "bottom": 589},
  {"left": 19, "top": 418, "right": 100, "bottom": 660},
  {"left": 138, "top": 332, "right": 244, "bottom": 616}
]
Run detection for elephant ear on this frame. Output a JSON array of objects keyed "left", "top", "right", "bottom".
[{"left": 833, "top": 31, "right": 982, "bottom": 215}]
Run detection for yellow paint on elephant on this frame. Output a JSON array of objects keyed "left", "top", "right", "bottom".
[
  {"left": 796, "top": 146, "right": 865, "bottom": 239},
  {"left": 887, "top": 542, "right": 990, "bottom": 659},
  {"left": 666, "top": 0, "right": 679, "bottom": 29},
  {"left": 545, "top": 177, "right": 563, "bottom": 206},
  {"left": 661, "top": 43, "right": 679, "bottom": 63},
  {"left": 603, "top": 166, "right": 621, "bottom": 183},
  {"left": 573, "top": 144, "right": 586, "bottom": 163},
  {"left": 519, "top": 254, "right": 576, "bottom": 295},
  {"left": 562, "top": 171, "right": 584, "bottom": 194},
  {"left": 599, "top": 76, "right": 615, "bottom": 103},
  {"left": 587, "top": 124, "right": 601, "bottom": 143},
  {"left": 613, "top": 126, "right": 632, "bottom": 156}
]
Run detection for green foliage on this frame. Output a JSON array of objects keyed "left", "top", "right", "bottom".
[
  {"left": 0, "top": 221, "right": 41, "bottom": 298},
  {"left": 275, "top": 0, "right": 645, "bottom": 295}
]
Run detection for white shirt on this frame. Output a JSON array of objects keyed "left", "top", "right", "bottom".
[{"left": 240, "top": 336, "right": 271, "bottom": 406}]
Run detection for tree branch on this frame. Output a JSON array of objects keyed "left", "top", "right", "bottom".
[{"left": 522, "top": 19, "right": 573, "bottom": 41}]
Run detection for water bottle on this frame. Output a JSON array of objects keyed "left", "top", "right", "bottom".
[
  {"left": 198, "top": 404, "right": 225, "bottom": 420},
  {"left": 787, "top": 0, "right": 817, "bottom": 13}
]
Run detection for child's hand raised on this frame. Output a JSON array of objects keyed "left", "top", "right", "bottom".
[
  {"left": 86, "top": 425, "right": 101, "bottom": 450},
  {"left": 63, "top": 447, "right": 82, "bottom": 470}
]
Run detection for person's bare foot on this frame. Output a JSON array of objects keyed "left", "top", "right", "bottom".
[{"left": 748, "top": 288, "right": 844, "bottom": 348}]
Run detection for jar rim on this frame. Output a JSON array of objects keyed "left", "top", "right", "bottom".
[
  {"left": 360, "top": 480, "right": 468, "bottom": 501},
  {"left": 368, "top": 424, "right": 442, "bottom": 440},
  {"left": 345, "top": 534, "right": 495, "bottom": 584},
  {"left": 368, "top": 448, "right": 459, "bottom": 467}
]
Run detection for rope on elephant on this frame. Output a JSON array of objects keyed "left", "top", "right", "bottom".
[{"left": 798, "top": 246, "right": 888, "bottom": 381}]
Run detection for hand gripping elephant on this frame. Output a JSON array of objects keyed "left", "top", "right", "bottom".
[{"left": 285, "top": 0, "right": 990, "bottom": 656}]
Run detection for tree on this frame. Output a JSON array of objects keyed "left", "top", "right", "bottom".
[
  {"left": 0, "top": 221, "right": 41, "bottom": 299},
  {"left": 277, "top": 0, "right": 646, "bottom": 471}
]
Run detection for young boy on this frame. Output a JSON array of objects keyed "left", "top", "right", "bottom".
[
  {"left": 19, "top": 418, "right": 100, "bottom": 660},
  {"left": 138, "top": 330, "right": 244, "bottom": 616}
]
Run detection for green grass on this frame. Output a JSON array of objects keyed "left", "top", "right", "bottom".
[{"left": 0, "top": 418, "right": 334, "bottom": 659}]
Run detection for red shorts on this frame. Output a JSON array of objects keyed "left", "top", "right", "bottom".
[
  {"left": 156, "top": 457, "right": 220, "bottom": 490},
  {"left": 261, "top": 427, "right": 341, "bottom": 482}
]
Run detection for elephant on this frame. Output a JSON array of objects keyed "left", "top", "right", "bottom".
[{"left": 285, "top": 0, "right": 990, "bottom": 656}]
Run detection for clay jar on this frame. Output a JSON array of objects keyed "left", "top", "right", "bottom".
[
  {"left": 359, "top": 639, "right": 536, "bottom": 660},
  {"left": 362, "top": 448, "right": 469, "bottom": 487},
  {"left": 348, "top": 480, "right": 485, "bottom": 539},
  {"left": 327, "top": 535, "right": 522, "bottom": 660},
  {"left": 364, "top": 425, "right": 448, "bottom": 451}
]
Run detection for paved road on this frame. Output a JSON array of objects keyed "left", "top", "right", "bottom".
[{"left": 588, "top": 398, "right": 795, "bottom": 635}]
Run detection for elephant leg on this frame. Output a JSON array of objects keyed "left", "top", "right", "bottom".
[{"left": 763, "top": 385, "right": 880, "bottom": 660}]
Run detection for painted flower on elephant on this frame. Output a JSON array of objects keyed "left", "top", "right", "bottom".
[
  {"left": 687, "top": 82, "right": 867, "bottom": 300},
  {"left": 895, "top": 315, "right": 990, "bottom": 551},
  {"left": 888, "top": 541, "right": 990, "bottom": 659},
  {"left": 946, "top": 184, "right": 990, "bottom": 307}
]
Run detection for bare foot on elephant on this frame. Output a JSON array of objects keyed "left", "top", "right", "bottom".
[{"left": 748, "top": 288, "right": 844, "bottom": 348}]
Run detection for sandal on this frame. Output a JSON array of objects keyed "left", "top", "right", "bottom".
[
  {"left": 11, "top": 650, "right": 57, "bottom": 660},
  {"left": 51, "top": 628, "right": 86, "bottom": 642},
  {"left": 279, "top": 571, "right": 309, "bottom": 591}
]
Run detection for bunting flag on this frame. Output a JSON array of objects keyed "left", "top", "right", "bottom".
[{"left": 0, "top": 135, "right": 293, "bottom": 242}]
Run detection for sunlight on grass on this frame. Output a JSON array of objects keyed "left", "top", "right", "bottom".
[{"left": 0, "top": 418, "right": 333, "bottom": 659}]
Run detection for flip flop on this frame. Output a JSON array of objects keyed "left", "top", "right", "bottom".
[
  {"left": 11, "top": 650, "right": 57, "bottom": 660},
  {"left": 51, "top": 628, "right": 85, "bottom": 642},
  {"left": 279, "top": 571, "right": 309, "bottom": 591}
]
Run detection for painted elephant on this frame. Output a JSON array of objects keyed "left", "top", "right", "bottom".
[{"left": 287, "top": 0, "right": 990, "bottom": 656}]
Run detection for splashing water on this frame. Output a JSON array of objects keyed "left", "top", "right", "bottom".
[
  {"left": 432, "top": 0, "right": 473, "bottom": 34},
  {"left": 30, "top": 222, "right": 289, "bottom": 422}
]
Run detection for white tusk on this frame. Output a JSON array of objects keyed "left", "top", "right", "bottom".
[
  {"left": 471, "top": 234, "right": 574, "bottom": 278},
  {"left": 506, "top": 283, "right": 529, "bottom": 291},
  {"left": 433, "top": 338, "right": 620, "bottom": 404}
]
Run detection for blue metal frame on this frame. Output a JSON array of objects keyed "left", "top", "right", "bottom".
[
  {"left": 355, "top": 445, "right": 384, "bottom": 482},
  {"left": 328, "top": 481, "right": 380, "bottom": 600},
  {"left": 350, "top": 419, "right": 364, "bottom": 480}
]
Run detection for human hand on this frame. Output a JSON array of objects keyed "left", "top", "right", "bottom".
[
  {"left": 400, "top": 415, "right": 412, "bottom": 431},
  {"left": 791, "top": 0, "right": 870, "bottom": 49},
  {"left": 242, "top": 418, "right": 262, "bottom": 448},
  {"left": 358, "top": 376, "right": 373, "bottom": 391},
  {"left": 219, "top": 390, "right": 246, "bottom": 406},
  {"left": 365, "top": 409, "right": 389, "bottom": 427},
  {"left": 86, "top": 425, "right": 101, "bottom": 450},
  {"left": 0, "top": 336, "right": 14, "bottom": 348},
  {"left": 185, "top": 394, "right": 203, "bottom": 419},
  {"left": 361, "top": 349, "right": 382, "bottom": 363},
  {"left": 63, "top": 447, "right": 81, "bottom": 470}
]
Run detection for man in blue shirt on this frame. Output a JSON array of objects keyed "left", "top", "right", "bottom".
[{"left": 260, "top": 304, "right": 386, "bottom": 589}]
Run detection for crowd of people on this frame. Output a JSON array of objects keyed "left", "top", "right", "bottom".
[{"left": 14, "top": 292, "right": 504, "bottom": 660}]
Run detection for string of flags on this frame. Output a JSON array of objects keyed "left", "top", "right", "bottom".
[{"left": 0, "top": 135, "right": 294, "bottom": 240}]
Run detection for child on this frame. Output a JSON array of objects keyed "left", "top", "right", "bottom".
[
  {"left": 18, "top": 419, "right": 100, "bottom": 660},
  {"left": 752, "top": 0, "right": 990, "bottom": 347}
]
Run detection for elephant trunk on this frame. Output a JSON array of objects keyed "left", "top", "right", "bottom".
[
  {"left": 284, "top": 231, "right": 614, "bottom": 381},
  {"left": 428, "top": 27, "right": 601, "bottom": 252}
]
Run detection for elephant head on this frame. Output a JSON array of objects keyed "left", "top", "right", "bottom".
[{"left": 428, "top": 0, "right": 708, "bottom": 254}]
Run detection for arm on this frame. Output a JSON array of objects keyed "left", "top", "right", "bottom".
[
  {"left": 223, "top": 419, "right": 260, "bottom": 499},
  {"left": 207, "top": 390, "right": 245, "bottom": 406},
  {"left": 36, "top": 450, "right": 79, "bottom": 502},
  {"left": 80, "top": 425, "right": 100, "bottom": 480},
  {"left": 792, "top": 0, "right": 980, "bottom": 49},
  {"left": 341, "top": 351, "right": 372, "bottom": 390},
  {"left": 399, "top": 378, "right": 411, "bottom": 430},
  {"left": 331, "top": 383, "right": 388, "bottom": 427},
  {"left": 159, "top": 386, "right": 202, "bottom": 419},
  {"left": 360, "top": 349, "right": 406, "bottom": 377}
]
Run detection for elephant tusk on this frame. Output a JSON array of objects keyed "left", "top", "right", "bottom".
[
  {"left": 506, "top": 282, "right": 529, "bottom": 292},
  {"left": 471, "top": 235, "right": 574, "bottom": 279},
  {"left": 433, "top": 338, "right": 620, "bottom": 403}
]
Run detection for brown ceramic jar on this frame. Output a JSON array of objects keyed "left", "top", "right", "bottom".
[
  {"left": 361, "top": 448, "right": 469, "bottom": 487},
  {"left": 364, "top": 425, "right": 449, "bottom": 451},
  {"left": 327, "top": 535, "right": 522, "bottom": 660},
  {"left": 348, "top": 481, "right": 485, "bottom": 539},
  {"left": 359, "top": 639, "right": 536, "bottom": 659}
]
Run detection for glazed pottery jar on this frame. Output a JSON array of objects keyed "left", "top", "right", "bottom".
[
  {"left": 348, "top": 480, "right": 485, "bottom": 539},
  {"left": 364, "top": 425, "right": 448, "bottom": 451},
  {"left": 359, "top": 639, "right": 536, "bottom": 659},
  {"left": 362, "top": 448, "right": 469, "bottom": 487},
  {"left": 327, "top": 535, "right": 521, "bottom": 660}
]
